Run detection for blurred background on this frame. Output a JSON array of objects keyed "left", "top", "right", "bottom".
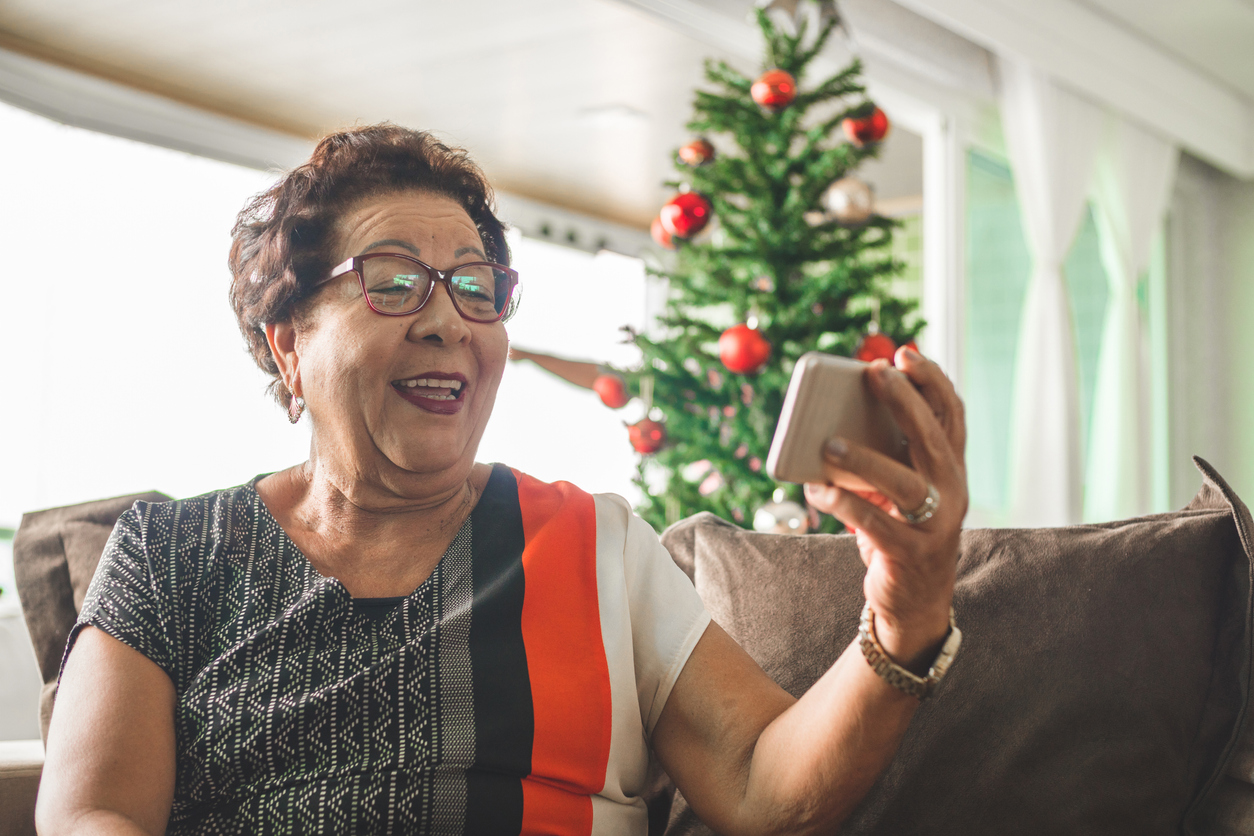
[{"left": 1, "top": 0, "right": 1253, "bottom": 737}]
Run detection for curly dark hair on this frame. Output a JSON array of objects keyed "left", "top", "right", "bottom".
[{"left": 228, "top": 123, "right": 510, "bottom": 411}]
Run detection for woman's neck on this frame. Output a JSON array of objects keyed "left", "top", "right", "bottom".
[{"left": 256, "top": 457, "right": 493, "bottom": 597}]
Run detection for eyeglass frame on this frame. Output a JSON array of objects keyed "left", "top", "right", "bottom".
[{"left": 317, "top": 252, "right": 520, "bottom": 323}]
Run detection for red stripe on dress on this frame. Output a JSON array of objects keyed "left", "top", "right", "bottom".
[{"left": 514, "top": 470, "right": 613, "bottom": 836}]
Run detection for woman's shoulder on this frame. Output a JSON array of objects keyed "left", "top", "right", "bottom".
[
  {"left": 490, "top": 464, "right": 658, "bottom": 548},
  {"left": 487, "top": 465, "right": 643, "bottom": 522},
  {"left": 111, "top": 477, "right": 274, "bottom": 558}
]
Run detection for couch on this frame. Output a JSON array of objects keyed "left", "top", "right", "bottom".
[{"left": 5, "top": 459, "right": 1253, "bottom": 835}]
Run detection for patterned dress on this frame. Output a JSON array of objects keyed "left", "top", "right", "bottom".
[{"left": 67, "top": 464, "right": 710, "bottom": 834}]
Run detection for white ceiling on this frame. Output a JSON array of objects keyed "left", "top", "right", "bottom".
[
  {"left": 6, "top": 0, "right": 1248, "bottom": 227},
  {"left": 0, "top": 0, "right": 924, "bottom": 228},
  {"left": 1079, "top": 0, "right": 1254, "bottom": 98}
]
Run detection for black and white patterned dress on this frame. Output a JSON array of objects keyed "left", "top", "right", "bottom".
[{"left": 66, "top": 464, "right": 710, "bottom": 835}]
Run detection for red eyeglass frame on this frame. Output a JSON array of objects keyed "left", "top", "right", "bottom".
[{"left": 318, "top": 252, "right": 520, "bottom": 323}]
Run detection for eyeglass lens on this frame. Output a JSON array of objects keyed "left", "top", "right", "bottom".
[{"left": 362, "top": 257, "right": 509, "bottom": 320}]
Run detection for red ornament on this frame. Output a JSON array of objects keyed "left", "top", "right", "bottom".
[
  {"left": 593, "top": 373, "right": 630, "bottom": 409},
  {"left": 659, "top": 192, "right": 713, "bottom": 239},
  {"left": 842, "top": 107, "right": 891, "bottom": 147},
  {"left": 628, "top": 418, "right": 666, "bottom": 454},
  {"left": 719, "top": 323, "right": 772, "bottom": 374},
  {"left": 678, "top": 138, "right": 715, "bottom": 166},
  {"left": 855, "top": 331, "right": 897, "bottom": 363},
  {"left": 751, "top": 69, "right": 798, "bottom": 111},
  {"left": 650, "top": 216, "right": 676, "bottom": 250}
]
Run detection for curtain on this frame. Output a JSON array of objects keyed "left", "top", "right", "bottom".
[
  {"left": 1085, "top": 120, "right": 1178, "bottom": 521},
  {"left": 999, "top": 59, "right": 1105, "bottom": 526}
]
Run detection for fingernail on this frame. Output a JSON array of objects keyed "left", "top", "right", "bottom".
[
  {"left": 826, "top": 437, "right": 848, "bottom": 458},
  {"left": 904, "top": 347, "right": 921, "bottom": 361}
]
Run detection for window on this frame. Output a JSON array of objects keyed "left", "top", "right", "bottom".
[
  {"left": 963, "top": 148, "right": 1116, "bottom": 524},
  {"left": 964, "top": 151, "right": 1031, "bottom": 522},
  {"left": 0, "top": 100, "right": 648, "bottom": 527}
]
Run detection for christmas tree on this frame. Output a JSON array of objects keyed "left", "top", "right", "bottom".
[{"left": 625, "top": 3, "right": 921, "bottom": 534}]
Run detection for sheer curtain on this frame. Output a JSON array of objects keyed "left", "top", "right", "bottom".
[
  {"left": 1085, "top": 120, "right": 1178, "bottom": 521},
  {"left": 998, "top": 58, "right": 1105, "bottom": 527}
]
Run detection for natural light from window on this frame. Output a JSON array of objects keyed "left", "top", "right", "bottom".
[{"left": 0, "top": 101, "right": 648, "bottom": 532}]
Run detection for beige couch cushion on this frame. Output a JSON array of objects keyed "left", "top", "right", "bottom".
[
  {"left": 657, "top": 457, "right": 1254, "bottom": 835},
  {"left": 12, "top": 491, "right": 170, "bottom": 742}
]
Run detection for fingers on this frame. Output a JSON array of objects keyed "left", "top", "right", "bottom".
[
  {"left": 861, "top": 360, "right": 953, "bottom": 485},
  {"left": 894, "top": 347, "right": 966, "bottom": 457},
  {"left": 806, "top": 351, "right": 969, "bottom": 533},
  {"left": 803, "top": 483, "right": 912, "bottom": 553},
  {"left": 817, "top": 435, "right": 931, "bottom": 521},
  {"left": 863, "top": 359, "right": 963, "bottom": 492}
]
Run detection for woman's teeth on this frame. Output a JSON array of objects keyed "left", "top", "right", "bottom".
[{"left": 396, "top": 378, "right": 463, "bottom": 400}]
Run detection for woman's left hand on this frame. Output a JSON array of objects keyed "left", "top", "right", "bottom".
[
  {"left": 653, "top": 348, "right": 969, "bottom": 833},
  {"left": 803, "top": 347, "right": 968, "bottom": 669}
]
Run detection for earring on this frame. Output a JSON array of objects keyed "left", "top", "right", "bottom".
[{"left": 288, "top": 395, "right": 305, "bottom": 424}]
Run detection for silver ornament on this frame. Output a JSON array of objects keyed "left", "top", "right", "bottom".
[
  {"left": 822, "top": 176, "right": 874, "bottom": 225},
  {"left": 753, "top": 499, "right": 811, "bottom": 534}
]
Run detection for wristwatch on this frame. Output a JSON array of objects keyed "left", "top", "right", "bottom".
[{"left": 858, "top": 602, "right": 962, "bottom": 699}]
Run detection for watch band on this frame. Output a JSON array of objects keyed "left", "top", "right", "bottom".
[{"left": 858, "top": 602, "right": 962, "bottom": 699}]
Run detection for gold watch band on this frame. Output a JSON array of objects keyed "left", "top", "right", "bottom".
[{"left": 858, "top": 602, "right": 962, "bottom": 699}]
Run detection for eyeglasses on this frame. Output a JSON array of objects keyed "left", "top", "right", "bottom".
[{"left": 319, "top": 253, "right": 520, "bottom": 322}]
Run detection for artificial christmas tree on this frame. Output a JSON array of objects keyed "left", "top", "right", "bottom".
[{"left": 623, "top": 3, "right": 921, "bottom": 532}]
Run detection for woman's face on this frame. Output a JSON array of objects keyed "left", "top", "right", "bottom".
[{"left": 289, "top": 191, "right": 509, "bottom": 489}]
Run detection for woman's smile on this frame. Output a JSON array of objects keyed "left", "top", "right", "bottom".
[{"left": 391, "top": 372, "right": 468, "bottom": 414}]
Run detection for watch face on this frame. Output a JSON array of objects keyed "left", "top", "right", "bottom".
[{"left": 929, "top": 624, "right": 963, "bottom": 681}]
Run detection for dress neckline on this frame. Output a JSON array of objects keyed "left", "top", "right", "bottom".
[{"left": 239, "top": 472, "right": 491, "bottom": 607}]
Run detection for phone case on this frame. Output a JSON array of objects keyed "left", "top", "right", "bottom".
[{"left": 766, "top": 352, "right": 911, "bottom": 484}]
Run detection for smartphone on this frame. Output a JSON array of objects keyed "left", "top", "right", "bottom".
[{"left": 766, "top": 352, "right": 910, "bottom": 484}]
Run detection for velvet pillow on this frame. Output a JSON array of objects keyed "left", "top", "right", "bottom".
[
  {"left": 12, "top": 490, "right": 171, "bottom": 741},
  {"left": 657, "top": 457, "right": 1254, "bottom": 836}
]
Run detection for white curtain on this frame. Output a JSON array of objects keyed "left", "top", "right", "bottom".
[
  {"left": 1084, "top": 121, "right": 1178, "bottom": 521},
  {"left": 999, "top": 59, "right": 1105, "bottom": 527}
]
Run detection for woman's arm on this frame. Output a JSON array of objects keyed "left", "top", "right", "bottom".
[
  {"left": 36, "top": 626, "right": 177, "bottom": 836},
  {"left": 651, "top": 349, "right": 966, "bottom": 835}
]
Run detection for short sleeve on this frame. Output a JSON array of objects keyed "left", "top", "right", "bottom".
[
  {"left": 61, "top": 505, "right": 175, "bottom": 682},
  {"left": 617, "top": 501, "right": 712, "bottom": 737}
]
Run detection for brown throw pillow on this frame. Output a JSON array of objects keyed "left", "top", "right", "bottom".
[
  {"left": 12, "top": 490, "right": 170, "bottom": 742},
  {"left": 657, "top": 457, "right": 1254, "bottom": 836}
]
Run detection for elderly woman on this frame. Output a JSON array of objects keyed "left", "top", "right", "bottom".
[{"left": 37, "top": 125, "right": 967, "bottom": 835}]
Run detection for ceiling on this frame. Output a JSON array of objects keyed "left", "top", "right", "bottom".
[
  {"left": 5, "top": 0, "right": 1249, "bottom": 229},
  {"left": 0, "top": 0, "right": 924, "bottom": 230},
  {"left": 1078, "top": 0, "right": 1254, "bottom": 99}
]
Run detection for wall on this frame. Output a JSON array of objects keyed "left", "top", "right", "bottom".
[
  {"left": 1164, "top": 153, "right": 1254, "bottom": 506},
  {"left": 1220, "top": 164, "right": 1254, "bottom": 502}
]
